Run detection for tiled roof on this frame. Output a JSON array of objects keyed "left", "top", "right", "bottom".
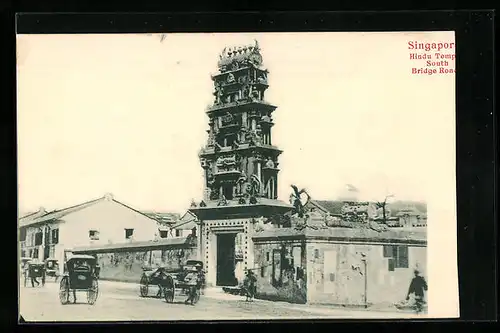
[
  {"left": 19, "top": 197, "right": 104, "bottom": 228},
  {"left": 19, "top": 209, "right": 47, "bottom": 223},
  {"left": 19, "top": 195, "right": 159, "bottom": 228},
  {"left": 309, "top": 200, "right": 427, "bottom": 218},
  {"left": 142, "top": 212, "right": 180, "bottom": 223},
  {"left": 309, "top": 200, "right": 344, "bottom": 215}
]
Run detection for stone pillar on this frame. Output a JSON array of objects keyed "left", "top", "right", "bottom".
[
  {"left": 41, "top": 226, "right": 46, "bottom": 260},
  {"left": 257, "top": 162, "right": 261, "bottom": 182},
  {"left": 205, "top": 228, "right": 217, "bottom": 287},
  {"left": 197, "top": 222, "right": 203, "bottom": 261},
  {"left": 242, "top": 112, "right": 247, "bottom": 128},
  {"left": 245, "top": 219, "right": 255, "bottom": 273}
]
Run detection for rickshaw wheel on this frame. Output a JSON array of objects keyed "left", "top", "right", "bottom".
[
  {"left": 191, "top": 288, "right": 200, "bottom": 305},
  {"left": 59, "top": 277, "right": 70, "bottom": 305},
  {"left": 87, "top": 278, "right": 99, "bottom": 305},
  {"left": 164, "top": 287, "right": 175, "bottom": 303},
  {"left": 164, "top": 275, "right": 175, "bottom": 303},
  {"left": 139, "top": 275, "right": 149, "bottom": 297}
]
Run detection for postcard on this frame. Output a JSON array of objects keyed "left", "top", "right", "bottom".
[{"left": 17, "top": 31, "right": 458, "bottom": 321}]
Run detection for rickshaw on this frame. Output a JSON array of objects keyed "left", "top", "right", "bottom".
[
  {"left": 20, "top": 257, "right": 32, "bottom": 280},
  {"left": 44, "top": 258, "right": 60, "bottom": 282},
  {"left": 24, "top": 260, "right": 46, "bottom": 287},
  {"left": 58, "top": 254, "right": 99, "bottom": 305},
  {"left": 139, "top": 260, "right": 205, "bottom": 305}
]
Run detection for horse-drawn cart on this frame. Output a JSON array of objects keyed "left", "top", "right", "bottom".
[{"left": 139, "top": 260, "right": 205, "bottom": 305}]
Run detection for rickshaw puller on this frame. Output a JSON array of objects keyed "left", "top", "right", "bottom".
[{"left": 183, "top": 266, "right": 199, "bottom": 305}]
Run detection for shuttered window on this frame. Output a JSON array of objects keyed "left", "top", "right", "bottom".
[{"left": 384, "top": 245, "right": 409, "bottom": 270}]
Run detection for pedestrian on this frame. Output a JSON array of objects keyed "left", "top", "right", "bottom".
[
  {"left": 152, "top": 266, "right": 165, "bottom": 298},
  {"left": 54, "top": 262, "right": 60, "bottom": 282},
  {"left": 406, "top": 268, "right": 428, "bottom": 314},
  {"left": 29, "top": 260, "right": 41, "bottom": 287},
  {"left": 243, "top": 269, "right": 257, "bottom": 302},
  {"left": 184, "top": 266, "right": 200, "bottom": 305}
]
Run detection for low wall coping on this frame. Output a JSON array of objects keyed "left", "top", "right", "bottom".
[
  {"left": 252, "top": 227, "right": 427, "bottom": 245},
  {"left": 71, "top": 237, "right": 196, "bottom": 253}
]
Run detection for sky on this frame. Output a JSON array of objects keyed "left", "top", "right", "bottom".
[{"left": 16, "top": 32, "right": 456, "bottom": 214}]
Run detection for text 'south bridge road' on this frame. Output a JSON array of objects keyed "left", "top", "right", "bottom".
[{"left": 408, "top": 41, "right": 456, "bottom": 76}]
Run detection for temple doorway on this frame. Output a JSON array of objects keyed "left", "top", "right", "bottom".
[{"left": 216, "top": 233, "right": 237, "bottom": 286}]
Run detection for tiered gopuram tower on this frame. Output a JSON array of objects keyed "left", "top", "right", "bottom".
[{"left": 190, "top": 40, "right": 292, "bottom": 287}]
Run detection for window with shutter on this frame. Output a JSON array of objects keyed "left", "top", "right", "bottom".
[
  {"left": 383, "top": 245, "right": 393, "bottom": 257},
  {"left": 384, "top": 245, "right": 409, "bottom": 270},
  {"left": 125, "top": 228, "right": 134, "bottom": 239},
  {"left": 20, "top": 228, "right": 27, "bottom": 241},
  {"left": 388, "top": 258, "right": 395, "bottom": 271},
  {"left": 34, "top": 232, "right": 43, "bottom": 246},
  {"left": 51, "top": 229, "right": 59, "bottom": 244},
  {"left": 396, "top": 245, "right": 409, "bottom": 268},
  {"left": 89, "top": 230, "right": 100, "bottom": 241}
]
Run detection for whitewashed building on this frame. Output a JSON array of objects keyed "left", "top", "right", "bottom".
[
  {"left": 169, "top": 211, "right": 198, "bottom": 238},
  {"left": 18, "top": 194, "right": 160, "bottom": 270}
]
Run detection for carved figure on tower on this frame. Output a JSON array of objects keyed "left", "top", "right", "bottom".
[
  {"left": 217, "top": 192, "right": 228, "bottom": 206},
  {"left": 197, "top": 41, "right": 286, "bottom": 211},
  {"left": 265, "top": 158, "right": 275, "bottom": 169}
]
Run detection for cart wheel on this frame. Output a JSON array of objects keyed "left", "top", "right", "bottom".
[
  {"left": 87, "top": 278, "right": 99, "bottom": 305},
  {"left": 164, "top": 287, "right": 175, "bottom": 303},
  {"left": 191, "top": 289, "right": 200, "bottom": 305},
  {"left": 59, "top": 277, "right": 70, "bottom": 305},
  {"left": 139, "top": 275, "right": 149, "bottom": 297},
  {"left": 164, "top": 275, "right": 175, "bottom": 303}
]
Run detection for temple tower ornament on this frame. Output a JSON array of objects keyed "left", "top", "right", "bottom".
[{"left": 198, "top": 40, "right": 282, "bottom": 204}]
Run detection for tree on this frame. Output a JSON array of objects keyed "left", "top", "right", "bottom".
[
  {"left": 289, "top": 184, "right": 311, "bottom": 218},
  {"left": 375, "top": 194, "right": 394, "bottom": 224}
]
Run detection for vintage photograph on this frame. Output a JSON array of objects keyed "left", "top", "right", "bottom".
[{"left": 17, "top": 32, "right": 459, "bottom": 321}]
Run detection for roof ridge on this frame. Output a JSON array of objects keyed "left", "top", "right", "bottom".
[
  {"left": 111, "top": 198, "right": 159, "bottom": 222},
  {"left": 19, "top": 196, "right": 105, "bottom": 227},
  {"left": 309, "top": 200, "right": 332, "bottom": 213},
  {"left": 50, "top": 196, "right": 105, "bottom": 214},
  {"left": 19, "top": 211, "right": 39, "bottom": 220}
]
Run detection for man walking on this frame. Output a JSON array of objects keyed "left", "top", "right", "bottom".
[
  {"left": 406, "top": 269, "right": 428, "bottom": 313},
  {"left": 243, "top": 269, "right": 257, "bottom": 302}
]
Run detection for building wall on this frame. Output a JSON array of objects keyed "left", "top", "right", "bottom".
[
  {"left": 21, "top": 199, "right": 159, "bottom": 274},
  {"left": 253, "top": 240, "right": 307, "bottom": 304},
  {"left": 171, "top": 228, "right": 195, "bottom": 239},
  {"left": 80, "top": 247, "right": 198, "bottom": 283},
  {"left": 57, "top": 200, "right": 158, "bottom": 250},
  {"left": 305, "top": 241, "right": 427, "bottom": 306},
  {"left": 20, "top": 221, "right": 62, "bottom": 262}
]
